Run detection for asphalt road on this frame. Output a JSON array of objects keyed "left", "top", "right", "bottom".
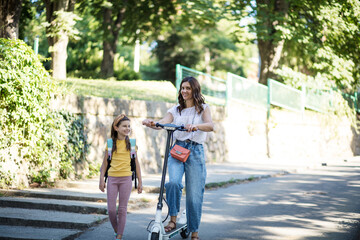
[{"left": 77, "top": 159, "right": 360, "bottom": 240}]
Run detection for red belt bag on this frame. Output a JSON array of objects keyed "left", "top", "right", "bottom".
[{"left": 170, "top": 144, "right": 190, "bottom": 162}]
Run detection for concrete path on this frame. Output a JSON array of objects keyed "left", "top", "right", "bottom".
[{"left": 0, "top": 160, "right": 327, "bottom": 240}]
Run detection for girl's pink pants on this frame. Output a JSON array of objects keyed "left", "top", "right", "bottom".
[{"left": 107, "top": 176, "right": 132, "bottom": 235}]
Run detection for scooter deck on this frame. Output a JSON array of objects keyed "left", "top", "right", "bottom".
[{"left": 164, "top": 223, "right": 188, "bottom": 239}]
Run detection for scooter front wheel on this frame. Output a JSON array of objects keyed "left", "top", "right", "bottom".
[
  {"left": 151, "top": 232, "right": 160, "bottom": 240},
  {"left": 180, "top": 228, "right": 190, "bottom": 239}
]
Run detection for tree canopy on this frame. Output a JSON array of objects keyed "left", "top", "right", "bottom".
[
  {"left": 228, "top": 0, "right": 360, "bottom": 90},
  {"left": 2, "top": 0, "right": 359, "bottom": 91}
]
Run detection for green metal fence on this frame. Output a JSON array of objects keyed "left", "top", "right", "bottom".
[
  {"left": 304, "top": 87, "right": 333, "bottom": 113},
  {"left": 176, "top": 64, "right": 359, "bottom": 114},
  {"left": 342, "top": 92, "right": 358, "bottom": 112},
  {"left": 268, "top": 78, "right": 304, "bottom": 112},
  {"left": 227, "top": 72, "right": 268, "bottom": 110},
  {"left": 176, "top": 64, "right": 227, "bottom": 106}
]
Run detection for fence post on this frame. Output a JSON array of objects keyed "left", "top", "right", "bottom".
[
  {"left": 225, "top": 72, "right": 233, "bottom": 117},
  {"left": 266, "top": 78, "right": 271, "bottom": 158},
  {"left": 226, "top": 72, "right": 232, "bottom": 108},
  {"left": 176, "top": 64, "right": 182, "bottom": 93},
  {"left": 355, "top": 92, "right": 358, "bottom": 113},
  {"left": 267, "top": 78, "right": 271, "bottom": 120},
  {"left": 134, "top": 39, "right": 140, "bottom": 73},
  {"left": 34, "top": 35, "right": 39, "bottom": 54},
  {"left": 301, "top": 84, "right": 306, "bottom": 117}
]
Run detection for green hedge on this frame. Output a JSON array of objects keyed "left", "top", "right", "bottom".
[{"left": 0, "top": 38, "right": 89, "bottom": 188}]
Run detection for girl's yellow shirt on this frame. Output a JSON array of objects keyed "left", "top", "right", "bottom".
[{"left": 106, "top": 139, "right": 132, "bottom": 177}]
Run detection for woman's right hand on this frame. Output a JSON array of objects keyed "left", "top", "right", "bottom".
[
  {"left": 142, "top": 119, "right": 155, "bottom": 127},
  {"left": 99, "top": 179, "right": 106, "bottom": 192}
]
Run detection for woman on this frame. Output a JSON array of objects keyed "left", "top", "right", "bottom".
[{"left": 142, "top": 76, "right": 214, "bottom": 240}]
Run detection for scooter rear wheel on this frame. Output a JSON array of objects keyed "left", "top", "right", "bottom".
[
  {"left": 151, "top": 232, "right": 160, "bottom": 240},
  {"left": 180, "top": 228, "right": 190, "bottom": 239}
]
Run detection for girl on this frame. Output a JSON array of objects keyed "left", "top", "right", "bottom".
[
  {"left": 143, "top": 76, "right": 214, "bottom": 240},
  {"left": 99, "top": 114, "right": 143, "bottom": 240}
]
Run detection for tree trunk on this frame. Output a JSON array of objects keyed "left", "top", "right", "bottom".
[
  {"left": 258, "top": 38, "right": 285, "bottom": 85},
  {"left": 43, "top": 0, "right": 75, "bottom": 79},
  {"left": 101, "top": 7, "right": 116, "bottom": 78},
  {"left": 0, "top": 0, "right": 23, "bottom": 39},
  {"left": 100, "top": 2, "right": 126, "bottom": 78},
  {"left": 256, "top": 0, "right": 288, "bottom": 85},
  {"left": 51, "top": 34, "right": 69, "bottom": 79}
]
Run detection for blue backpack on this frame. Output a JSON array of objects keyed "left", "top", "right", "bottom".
[{"left": 104, "top": 138, "right": 137, "bottom": 188}]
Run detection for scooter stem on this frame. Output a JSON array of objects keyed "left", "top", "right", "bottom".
[{"left": 157, "top": 130, "right": 174, "bottom": 210}]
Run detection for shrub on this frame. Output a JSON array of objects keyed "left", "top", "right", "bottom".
[
  {"left": 59, "top": 111, "right": 89, "bottom": 179},
  {"left": 0, "top": 38, "right": 88, "bottom": 188}
]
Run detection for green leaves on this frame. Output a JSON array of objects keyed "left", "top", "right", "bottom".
[
  {"left": 227, "top": 0, "right": 360, "bottom": 90},
  {"left": 43, "top": 10, "right": 81, "bottom": 40},
  {"left": 0, "top": 39, "right": 89, "bottom": 187}
]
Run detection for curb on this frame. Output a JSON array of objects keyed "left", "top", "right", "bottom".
[{"left": 0, "top": 189, "right": 107, "bottom": 202}]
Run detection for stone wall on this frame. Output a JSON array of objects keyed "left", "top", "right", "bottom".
[
  {"left": 53, "top": 95, "right": 358, "bottom": 174},
  {"left": 225, "top": 100, "right": 357, "bottom": 164},
  {"left": 52, "top": 95, "right": 227, "bottom": 174}
]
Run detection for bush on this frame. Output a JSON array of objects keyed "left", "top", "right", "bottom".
[
  {"left": 0, "top": 38, "right": 89, "bottom": 188},
  {"left": 59, "top": 111, "right": 89, "bottom": 179}
]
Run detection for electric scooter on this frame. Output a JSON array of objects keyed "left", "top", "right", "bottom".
[{"left": 147, "top": 123, "right": 191, "bottom": 240}]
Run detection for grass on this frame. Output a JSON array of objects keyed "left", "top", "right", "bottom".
[
  {"left": 56, "top": 78, "right": 178, "bottom": 103},
  {"left": 205, "top": 176, "right": 261, "bottom": 190}
]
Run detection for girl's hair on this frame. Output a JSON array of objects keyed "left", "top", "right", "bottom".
[
  {"left": 110, "top": 114, "right": 131, "bottom": 154},
  {"left": 177, "top": 76, "right": 205, "bottom": 115}
]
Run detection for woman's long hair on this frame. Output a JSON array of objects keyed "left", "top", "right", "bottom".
[
  {"left": 110, "top": 114, "right": 131, "bottom": 154},
  {"left": 177, "top": 76, "right": 205, "bottom": 115}
]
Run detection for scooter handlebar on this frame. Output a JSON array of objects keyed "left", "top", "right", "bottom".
[{"left": 153, "top": 122, "right": 197, "bottom": 132}]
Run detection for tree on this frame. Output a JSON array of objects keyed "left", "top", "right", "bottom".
[
  {"left": 78, "top": 0, "right": 222, "bottom": 79},
  {"left": 99, "top": 0, "right": 127, "bottom": 78},
  {"left": 199, "top": 18, "right": 257, "bottom": 79},
  {"left": 229, "top": 0, "right": 360, "bottom": 90},
  {"left": 152, "top": 1, "right": 224, "bottom": 83},
  {"left": 284, "top": 0, "right": 360, "bottom": 90},
  {"left": 229, "top": 0, "right": 289, "bottom": 85},
  {"left": 43, "top": 0, "right": 77, "bottom": 79},
  {"left": 255, "top": 0, "right": 288, "bottom": 85},
  {"left": 154, "top": 32, "right": 201, "bottom": 84},
  {"left": 0, "top": 0, "right": 23, "bottom": 39},
  {"left": 153, "top": 17, "right": 257, "bottom": 84},
  {"left": 77, "top": 0, "right": 178, "bottom": 78}
]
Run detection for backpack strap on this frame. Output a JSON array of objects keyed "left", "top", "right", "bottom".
[
  {"left": 130, "top": 138, "right": 136, "bottom": 158},
  {"left": 129, "top": 138, "right": 137, "bottom": 188},
  {"left": 107, "top": 138, "right": 113, "bottom": 159}
]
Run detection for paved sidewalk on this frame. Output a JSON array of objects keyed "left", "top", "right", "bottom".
[
  {"left": 1, "top": 158, "right": 343, "bottom": 240},
  {"left": 52, "top": 161, "right": 297, "bottom": 198},
  {"left": 74, "top": 158, "right": 357, "bottom": 240},
  {"left": 2, "top": 158, "right": 328, "bottom": 207}
]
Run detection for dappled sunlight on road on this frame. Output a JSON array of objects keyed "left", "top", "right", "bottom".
[
  {"left": 348, "top": 180, "right": 360, "bottom": 187},
  {"left": 201, "top": 213, "right": 242, "bottom": 224},
  {"left": 74, "top": 160, "right": 360, "bottom": 240},
  {"left": 258, "top": 226, "right": 323, "bottom": 240},
  {"left": 201, "top": 163, "right": 360, "bottom": 239}
]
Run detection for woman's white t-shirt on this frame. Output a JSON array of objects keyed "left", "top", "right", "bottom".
[{"left": 167, "top": 104, "right": 208, "bottom": 144}]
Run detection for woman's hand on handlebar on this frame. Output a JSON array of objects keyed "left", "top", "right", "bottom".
[
  {"left": 185, "top": 124, "right": 198, "bottom": 132},
  {"left": 142, "top": 119, "right": 155, "bottom": 127}
]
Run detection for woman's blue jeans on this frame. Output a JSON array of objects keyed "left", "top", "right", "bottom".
[{"left": 165, "top": 140, "right": 207, "bottom": 232}]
